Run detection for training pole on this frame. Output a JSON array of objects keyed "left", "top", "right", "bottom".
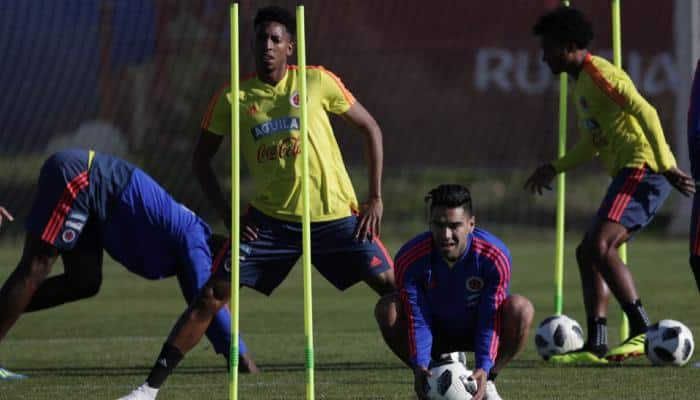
[
  {"left": 611, "top": 0, "right": 630, "bottom": 341},
  {"left": 296, "top": 6, "right": 315, "bottom": 400},
  {"left": 229, "top": 3, "right": 240, "bottom": 400},
  {"left": 554, "top": 0, "right": 570, "bottom": 315}
]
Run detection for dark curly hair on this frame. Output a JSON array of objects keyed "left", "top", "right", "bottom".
[
  {"left": 532, "top": 6, "right": 594, "bottom": 48},
  {"left": 254, "top": 6, "right": 296, "bottom": 37},
  {"left": 425, "top": 184, "right": 473, "bottom": 215}
]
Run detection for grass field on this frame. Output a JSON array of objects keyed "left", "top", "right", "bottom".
[{"left": 0, "top": 234, "right": 698, "bottom": 399}]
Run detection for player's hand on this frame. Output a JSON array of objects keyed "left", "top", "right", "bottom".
[
  {"left": 413, "top": 366, "right": 431, "bottom": 400},
  {"left": 524, "top": 163, "right": 557, "bottom": 195},
  {"left": 0, "top": 206, "right": 14, "bottom": 229},
  {"left": 355, "top": 197, "right": 383, "bottom": 242},
  {"left": 663, "top": 167, "right": 695, "bottom": 197},
  {"left": 240, "top": 215, "right": 259, "bottom": 243},
  {"left": 468, "top": 368, "right": 488, "bottom": 400}
]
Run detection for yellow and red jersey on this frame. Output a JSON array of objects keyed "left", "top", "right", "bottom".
[
  {"left": 202, "top": 65, "right": 359, "bottom": 222},
  {"left": 552, "top": 53, "right": 677, "bottom": 176}
]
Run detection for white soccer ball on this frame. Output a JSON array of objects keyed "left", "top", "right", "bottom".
[
  {"left": 645, "top": 319, "right": 695, "bottom": 366},
  {"left": 426, "top": 359, "right": 477, "bottom": 400},
  {"left": 535, "top": 314, "right": 585, "bottom": 359}
]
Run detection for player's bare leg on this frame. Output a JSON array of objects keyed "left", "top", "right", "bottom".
[
  {"left": 583, "top": 219, "right": 649, "bottom": 361},
  {"left": 24, "top": 245, "right": 103, "bottom": 311},
  {"left": 0, "top": 235, "right": 58, "bottom": 342},
  {"left": 374, "top": 293, "right": 411, "bottom": 367},
  {"left": 364, "top": 269, "right": 395, "bottom": 296},
  {"left": 490, "top": 295, "right": 534, "bottom": 375}
]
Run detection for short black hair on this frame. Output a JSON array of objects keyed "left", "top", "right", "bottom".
[
  {"left": 254, "top": 6, "right": 296, "bottom": 37},
  {"left": 532, "top": 6, "right": 594, "bottom": 49},
  {"left": 425, "top": 184, "right": 473, "bottom": 215}
]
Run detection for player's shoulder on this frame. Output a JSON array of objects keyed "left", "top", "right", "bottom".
[
  {"left": 583, "top": 55, "right": 632, "bottom": 87},
  {"left": 395, "top": 231, "right": 433, "bottom": 266},
  {"left": 470, "top": 228, "right": 511, "bottom": 263}
]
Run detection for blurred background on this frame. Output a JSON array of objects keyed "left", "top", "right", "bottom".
[{"left": 1, "top": 0, "right": 697, "bottom": 240}]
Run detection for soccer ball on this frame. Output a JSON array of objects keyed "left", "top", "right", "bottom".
[
  {"left": 645, "top": 319, "right": 695, "bottom": 366},
  {"left": 535, "top": 314, "right": 585, "bottom": 359},
  {"left": 426, "top": 359, "right": 477, "bottom": 400}
]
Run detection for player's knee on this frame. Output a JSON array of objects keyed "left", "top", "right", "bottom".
[
  {"left": 193, "top": 286, "right": 226, "bottom": 316},
  {"left": 504, "top": 295, "right": 534, "bottom": 328},
  {"left": 373, "top": 270, "right": 396, "bottom": 295},
  {"left": 374, "top": 293, "right": 400, "bottom": 327}
]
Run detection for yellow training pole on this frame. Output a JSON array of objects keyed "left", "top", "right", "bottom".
[
  {"left": 554, "top": 0, "right": 570, "bottom": 316},
  {"left": 229, "top": 3, "right": 240, "bottom": 400},
  {"left": 611, "top": 0, "right": 630, "bottom": 342},
  {"left": 296, "top": 6, "right": 315, "bottom": 400}
]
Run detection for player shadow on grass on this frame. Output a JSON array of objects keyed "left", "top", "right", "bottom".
[{"left": 15, "top": 362, "right": 406, "bottom": 377}]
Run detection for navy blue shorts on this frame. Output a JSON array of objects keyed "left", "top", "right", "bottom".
[
  {"left": 596, "top": 165, "right": 671, "bottom": 231},
  {"left": 26, "top": 152, "right": 93, "bottom": 251},
  {"left": 212, "top": 207, "right": 393, "bottom": 295}
]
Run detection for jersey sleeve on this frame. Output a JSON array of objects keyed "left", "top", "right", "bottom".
[
  {"left": 395, "top": 246, "right": 433, "bottom": 369},
  {"left": 200, "top": 83, "right": 231, "bottom": 136},
  {"left": 618, "top": 79, "right": 677, "bottom": 172},
  {"left": 317, "top": 67, "right": 356, "bottom": 115},
  {"left": 473, "top": 250, "right": 511, "bottom": 374},
  {"left": 550, "top": 133, "right": 598, "bottom": 173}
]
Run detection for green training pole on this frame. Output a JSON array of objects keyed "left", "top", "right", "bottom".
[
  {"left": 554, "top": 0, "right": 570, "bottom": 315},
  {"left": 296, "top": 6, "right": 315, "bottom": 400},
  {"left": 611, "top": 0, "right": 630, "bottom": 342},
  {"left": 229, "top": 3, "right": 240, "bottom": 400}
]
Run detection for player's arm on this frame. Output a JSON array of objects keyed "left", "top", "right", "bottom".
[
  {"left": 341, "top": 102, "right": 384, "bottom": 240},
  {"left": 0, "top": 206, "right": 13, "bottom": 228},
  {"left": 621, "top": 81, "right": 694, "bottom": 195},
  {"left": 398, "top": 277, "right": 433, "bottom": 400},
  {"left": 524, "top": 135, "right": 597, "bottom": 195},
  {"left": 193, "top": 130, "right": 231, "bottom": 230},
  {"left": 473, "top": 253, "right": 510, "bottom": 383}
]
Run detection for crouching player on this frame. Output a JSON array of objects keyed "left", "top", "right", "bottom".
[
  {"left": 689, "top": 58, "right": 700, "bottom": 292},
  {"left": 0, "top": 149, "right": 257, "bottom": 380},
  {"left": 375, "top": 184, "right": 534, "bottom": 400}
]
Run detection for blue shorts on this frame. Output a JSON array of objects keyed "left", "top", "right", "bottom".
[
  {"left": 596, "top": 165, "right": 671, "bottom": 231},
  {"left": 212, "top": 207, "right": 394, "bottom": 295},
  {"left": 26, "top": 152, "right": 94, "bottom": 251}
]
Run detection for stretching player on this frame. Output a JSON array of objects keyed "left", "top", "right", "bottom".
[
  {"left": 0, "top": 149, "right": 257, "bottom": 381},
  {"left": 688, "top": 58, "right": 700, "bottom": 292},
  {"left": 118, "top": 6, "right": 394, "bottom": 399},
  {"left": 375, "top": 184, "right": 534, "bottom": 400},
  {"left": 525, "top": 7, "right": 695, "bottom": 364}
]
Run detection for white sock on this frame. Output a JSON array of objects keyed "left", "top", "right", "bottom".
[{"left": 139, "top": 383, "right": 159, "bottom": 398}]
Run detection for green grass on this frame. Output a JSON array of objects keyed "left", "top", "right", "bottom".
[{"left": 0, "top": 234, "right": 698, "bottom": 399}]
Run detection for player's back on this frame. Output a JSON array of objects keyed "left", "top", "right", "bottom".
[{"left": 92, "top": 153, "right": 207, "bottom": 279}]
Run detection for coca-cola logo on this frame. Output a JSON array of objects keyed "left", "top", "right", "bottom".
[{"left": 257, "top": 136, "right": 301, "bottom": 162}]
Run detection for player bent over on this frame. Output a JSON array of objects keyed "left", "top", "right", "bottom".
[
  {"left": 375, "top": 185, "right": 534, "bottom": 400},
  {"left": 526, "top": 7, "right": 695, "bottom": 364},
  {"left": 0, "top": 149, "right": 257, "bottom": 381}
]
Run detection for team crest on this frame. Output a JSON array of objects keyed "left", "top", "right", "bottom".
[
  {"left": 466, "top": 276, "right": 484, "bottom": 292},
  {"left": 62, "top": 229, "right": 77, "bottom": 243},
  {"left": 290, "top": 91, "right": 300, "bottom": 108}
]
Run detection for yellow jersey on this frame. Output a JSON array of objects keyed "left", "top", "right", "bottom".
[
  {"left": 202, "top": 65, "right": 359, "bottom": 222},
  {"left": 552, "top": 53, "right": 677, "bottom": 176}
]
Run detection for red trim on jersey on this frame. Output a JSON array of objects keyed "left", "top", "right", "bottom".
[
  {"left": 693, "top": 212, "right": 700, "bottom": 256},
  {"left": 608, "top": 168, "right": 645, "bottom": 222},
  {"left": 582, "top": 53, "right": 627, "bottom": 108},
  {"left": 287, "top": 65, "right": 356, "bottom": 106},
  {"left": 400, "top": 289, "right": 418, "bottom": 360},
  {"left": 210, "top": 238, "right": 231, "bottom": 274},
  {"left": 201, "top": 82, "right": 230, "bottom": 130},
  {"left": 472, "top": 238, "right": 510, "bottom": 361},
  {"left": 41, "top": 170, "right": 90, "bottom": 244},
  {"left": 395, "top": 238, "right": 432, "bottom": 287}
]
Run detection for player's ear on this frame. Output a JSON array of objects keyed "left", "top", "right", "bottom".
[
  {"left": 466, "top": 214, "right": 476, "bottom": 233},
  {"left": 287, "top": 38, "right": 294, "bottom": 56}
]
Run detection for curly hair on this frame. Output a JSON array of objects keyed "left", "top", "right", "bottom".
[
  {"left": 532, "top": 6, "right": 594, "bottom": 48},
  {"left": 254, "top": 6, "right": 296, "bottom": 37}
]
